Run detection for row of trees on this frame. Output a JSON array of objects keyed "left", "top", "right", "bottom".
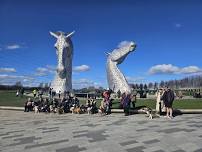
[
  {"left": 0, "top": 81, "right": 51, "bottom": 91},
  {"left": 1, "top": 75, "right": 202, "bottom": 91},
  {"left": 130, "top": 75, "right": 202, "bottom": 90}
]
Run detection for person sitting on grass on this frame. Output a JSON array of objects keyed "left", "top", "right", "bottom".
[
  {"left": 42, "top": 98, "right": 50, "bottom": 113},
  {"left": 89, "top": 97, "right": 97, "bottom": 114},
  {"left": 39, "top": 97, "right": 44, "bottom": 112},
  {"left": 62, "top": 97, "right": 69, "bottom": 113},
  {"left": 52, "top": 98, "right": 59, "bottom": 113},
  {"left": 57, "top": 99, "right": 64, "bottom": 114},
  {"left": 24, "top": 98, "right": 32, "bottom": 112},
  {"left": 72, "top": 96, "right": 80, "bottom": 107}
]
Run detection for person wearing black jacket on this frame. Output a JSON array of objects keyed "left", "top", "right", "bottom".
[{"left": 161, "top": 87, "right": 175, "bottom": 119}]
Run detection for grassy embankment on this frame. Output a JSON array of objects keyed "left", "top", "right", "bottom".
[{"left": 0, "top": 90, "right": 202, "bottom": 109}]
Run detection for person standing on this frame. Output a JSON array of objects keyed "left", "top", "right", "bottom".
[
  {"left": 123, "top": 93, "right": 131, "bottom": 116},
  {"left": 49, "top": 88, "right": 52, "bottom": 99},
  {"left": 161, "top": 87, "right": 175, "bottom": 119},
  {"left": 33, "top": 89, "right": 37, "bottom": 98},
  {"left": 120, "top": 93, "right": 126, "bottom": 109},
  {"left": 16, "top": 90, "right": 19, "bottom": 97},
  {"left": 58, "top": 91, "right": 61, "bottom": 99},
  {"left": 20, "top": 88, "right": 24, "bottom": 98},
  {"left": 155, "top": 88, "right": 164, "bottom": 115},
  {"left": 131, "top": 93, "right": 137, "bottom": 109},
  {"left": 103, "top": 91, "right": 111, "bottom": 115}
]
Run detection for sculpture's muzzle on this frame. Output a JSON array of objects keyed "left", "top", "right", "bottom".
[{"left": 129, "top": 42, "right": 136, "bottom": 52}]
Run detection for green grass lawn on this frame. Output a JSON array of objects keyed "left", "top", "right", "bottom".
[
  {"left": 1, "top": 90, "right": 202, "bottom": 109},
  {"left": 110, "top": 99, "right": 202, "bottom": 109},
  {"left": 0, "top": 90, "right": 33, "bottom": 107}
]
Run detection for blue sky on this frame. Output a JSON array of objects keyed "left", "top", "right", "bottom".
[{"left": 0, "top": 0, "right": 202, "bottom": 88}]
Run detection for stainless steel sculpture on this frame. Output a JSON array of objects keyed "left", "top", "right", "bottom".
[
  {"left": 50, "top": 31, "right": 74, "bottom": 93},
  {"left": 106, "top": 41, "right": 136, "bottom": 94}
]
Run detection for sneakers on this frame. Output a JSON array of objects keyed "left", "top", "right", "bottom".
[
  {"left": 164, "top": 115, "right": 174, "bottom": 119},
  {"left": 169, "top": 116, "right": 174, "bottom": 119}
]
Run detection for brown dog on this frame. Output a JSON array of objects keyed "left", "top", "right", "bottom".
[{"left": 70, "top": 106, "right": 81, "bottom": 114}]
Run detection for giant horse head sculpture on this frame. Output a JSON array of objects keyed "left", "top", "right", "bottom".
[
  {"left": 106, "top": 41, "right": 136, "bottom": 94},
  {"left": 109, "top": 41, "right": 136, "bottom": 64},
  {"left": 50, "top": 31, "right": 74, "bottom": 93}
]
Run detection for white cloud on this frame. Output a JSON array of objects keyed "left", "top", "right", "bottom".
[
  {"left": 35, "top": 64, "right": 90, "bottom": 76},
  {"left": 0, "top": 68, "right": 16, "bottom": 73},
  {"left": 149, "top": 64, "right": 202, "bottom": 75},
  {"left": 35, "top": 67, "right": 49, "bottom": 76},
  {"left": 6, "top": 44, "right": 21, "bottom": 50},
  {"left": 35, "top": 65, "right": 56, "bottom": 76},
  {"left": 118, "top": 41, "right": 131, "bottom": 48},
  {"left": 181, "top": 66, "right": 202, "bottom": 74},
  {"left": 0, "top": 74, "right": 35, "bottom": 86},
  {"left": 149, "top": 64, "right": 179, "bottom": 74},
  {"left": 73, "top": 65, "right": 90, "bottom": 72},
  {"left": 35, "top": 68, "right": 48, "bottom": 76},
  {"left": 73, "top": 78, "right": 100, "bottom": 89},
  {"left": 46, "top": 65, "right": 56, "bottom": 72},
  {"left": 175, "top": 23, "right": 182, "bottom": 28},
  {"left": 0, "top": 43, "right": 26, "bottom": 50}
]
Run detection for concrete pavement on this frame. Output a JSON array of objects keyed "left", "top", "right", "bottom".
[{"left": 0, "top": 110, "right": 202, "bottom": 152}]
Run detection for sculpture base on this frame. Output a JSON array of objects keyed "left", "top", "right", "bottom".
[{"left": 51, "top": 78, "right": 71, "bottom": 93}]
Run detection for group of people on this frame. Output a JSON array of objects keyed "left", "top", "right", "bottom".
[
  {"left": 156, "top": 87, "right": 175, "bottom": 119},
  {"left": 24, "top": 89, "right": 115, "bottom": 115},
  {"left": 24, "top": 94, "right": 101, "bottom": 115},
  {"left": 119, "top": 92, "right": 137, "bottom": 116},
  {"left": 24, "top": 87, "right": 175, "bottom": 118},
  {"left": 24, "top": 95, "right": 79, "bottom": 114},
  {"left": 99, "top": 90, "right": 137, "bottom": 116}
]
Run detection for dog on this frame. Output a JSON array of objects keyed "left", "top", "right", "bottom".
[
  {"left": 98, "top": 106, "right": 106, "bottom": 116},
  {"left": 70, "top": 105, "right": 81, "bottom": 114},
  {"left": 141, "top": 107, "right": 160, "bottom": 119},
  {"left": 74, "top": 107, "right": 81, "bottom": 114},
  {"left": 79, "top": 105, "right": 86, "bottom": 114},
  {"left": 57, "top": 107, "right": 64, "bottom": 114},
  {"left": 70, "top": 106, "right": 75, "bottom": 114},
  {"left": 87, "top": 107, "right": 92, "bottom": 114},
  {"left": 34, "top": 106, "right": 39, "bottom": 113}
]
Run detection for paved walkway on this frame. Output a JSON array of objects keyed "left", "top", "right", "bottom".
[{"left": 0, "top": 110, "right": 202, "bottom": 152}]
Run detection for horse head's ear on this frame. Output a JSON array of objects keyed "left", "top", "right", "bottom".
[
  {"left": 50, "top": 31, "right": 59, "bottom": 39},
  {"left": 65, "top": 31, "right": 75, "bottom": 38},
  {"left": 104, "top": 52, "right": 111, "bottom": 56}
]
